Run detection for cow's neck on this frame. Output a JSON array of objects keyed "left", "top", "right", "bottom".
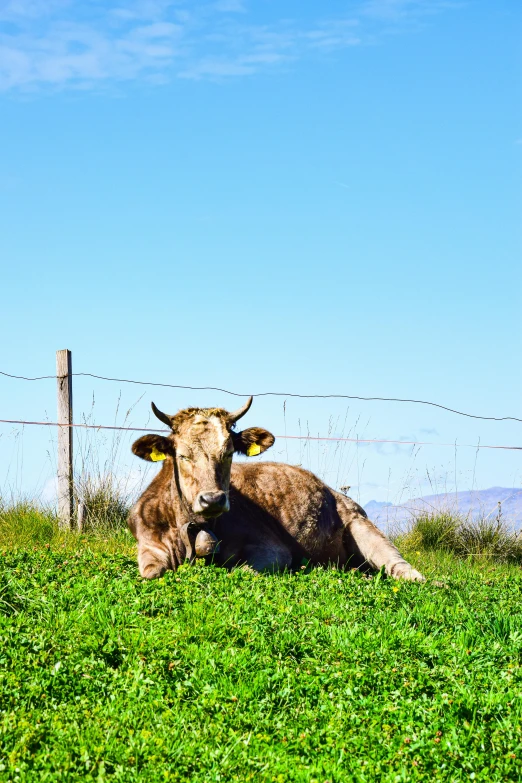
[{"left": 169, "top": 458, "right": 198, "bottom": 526}]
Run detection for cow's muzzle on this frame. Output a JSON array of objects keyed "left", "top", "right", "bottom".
[{"left": 194, "top": 491, "right": 229, "bottom": 518}]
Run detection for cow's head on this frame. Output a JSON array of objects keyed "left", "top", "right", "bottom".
[{"left": 132, "top": 397, "right": 274, "bottom": 520}]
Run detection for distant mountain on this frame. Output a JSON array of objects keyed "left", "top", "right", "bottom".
[
  {"left": 364, "top": 487, "right": 522, "bottom": 532},
  {"left": 364, "top": 500, "right": 392, "bottom": 516}
]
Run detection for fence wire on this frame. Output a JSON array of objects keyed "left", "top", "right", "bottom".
[
  {"left": 1, "top": 366, "right": 521, "bottom": 451},
  {"left": 0, "top": 418, "right": 520, "bottom": 451},
  {"left": 1, "top": 369, "right": 521, "bottom": 424}
]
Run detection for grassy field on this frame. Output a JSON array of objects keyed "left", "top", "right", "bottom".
[{"left": 0, "top": 506, "right": 521, "bottom": 781}]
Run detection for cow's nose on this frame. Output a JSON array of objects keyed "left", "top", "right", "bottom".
[{"left": 198, "top": 491, "right": 228, "bottom": 512}]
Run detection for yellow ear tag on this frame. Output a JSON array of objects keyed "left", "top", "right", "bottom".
[
  {"left": 150, "top": 447, "right": 167, "bottom": 462},
  {"left": 246, "top": 443, "right": 261, "bottom": 457}
]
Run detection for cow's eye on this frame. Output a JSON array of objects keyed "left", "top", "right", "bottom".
[{"left": 178, "top": 455, "right": 191, "bottom": 462}]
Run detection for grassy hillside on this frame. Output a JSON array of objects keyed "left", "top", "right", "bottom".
[{"left": 1, "top": 501, "right": 521, "bottom": 782}]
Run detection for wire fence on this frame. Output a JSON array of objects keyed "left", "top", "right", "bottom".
[
  {"left": 2, "top": 356, "right": 521, "bottom": 531},
  {"left": 0, "top": 419, "right": 520, "bottom": 451},
  {"left": 0, "top": 366, "right": 521, "bottom": 451},
  {"left": 1, "top": 369, "right": 521, "bottom": 423}
]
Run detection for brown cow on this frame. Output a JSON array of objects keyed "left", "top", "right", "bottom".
[{"left": 128, "top": 397, "right": 424, "bottom": 582}]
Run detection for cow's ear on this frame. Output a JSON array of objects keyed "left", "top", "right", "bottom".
[
  {"left": 232, "top": 427, "right": 275, "bottom": 457},
  {"left": 132, "top": 435, "right": 174, "bottom": 462}
]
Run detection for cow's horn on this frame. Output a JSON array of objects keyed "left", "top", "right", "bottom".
[
  {"left": 151, "top": 401, "right": 174, "bottom": 428},
  {"left": 228, "top": 396, "right": 253, "bottom": 424}
]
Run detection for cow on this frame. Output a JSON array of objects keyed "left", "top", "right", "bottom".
[{"left": 128, "top": 397, "right": 424, "bottom": 582}]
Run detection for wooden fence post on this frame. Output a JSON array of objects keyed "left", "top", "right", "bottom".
[{"left": 56, "top": 349, "right": 74, "bottom": 529}]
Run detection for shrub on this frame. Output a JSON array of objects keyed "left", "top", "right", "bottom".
[
  {"left": 454, "top": 517, "right": 522, "bottom": 563},
  {"left": 397, "top": 511, "right": 522, "bottom": 565},
  {"left": 74, "top": 474, "right": 130, "bottom": 533},
  {"left": 405, "top": 512, "right": 460, "bottom": 551}
]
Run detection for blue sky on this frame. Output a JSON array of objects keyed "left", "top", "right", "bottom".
[{"left": 1, "top": 0, "right": 521, "bottom": 510}]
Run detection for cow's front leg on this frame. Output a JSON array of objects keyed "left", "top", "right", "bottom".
[
  {"left": 338, "top": 498, "right": 425, "bottom": 582},
  {"left": 137, "top": 533, "right": 171, "bottom": 579},
  {"left": 348, "top": 516, "right": 424, "bottom": 581}
]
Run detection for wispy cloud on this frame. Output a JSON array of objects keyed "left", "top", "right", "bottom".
[
  {"left": 0, "top": 0, "right": 459, "bottom": 91},
  {"left": 213, "top": 0, "right": 246, "bottom": 12},
  {"left": 361, "top": 0, "right": 462, "bottom": 22},
  {"left": 0, "top": 3, "right": 186, "bottom": 89}
]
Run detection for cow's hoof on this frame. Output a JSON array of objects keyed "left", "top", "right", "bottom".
[
  {"left": 195, "top": 530, "right": 220, "bottom": 557},
  {"left": 141, "top": 563, "right": 166, "bottom": 579},
  {"left": 391, "top": 563, "right": 425, "bottom": 582}
]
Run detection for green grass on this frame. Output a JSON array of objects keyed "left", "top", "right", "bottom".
[
  {"left": 0, "top": 499, "right": 135, "bottom": 556},
  {"left": 1, "top": 522, "right": 521, "bottom": 782}
]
